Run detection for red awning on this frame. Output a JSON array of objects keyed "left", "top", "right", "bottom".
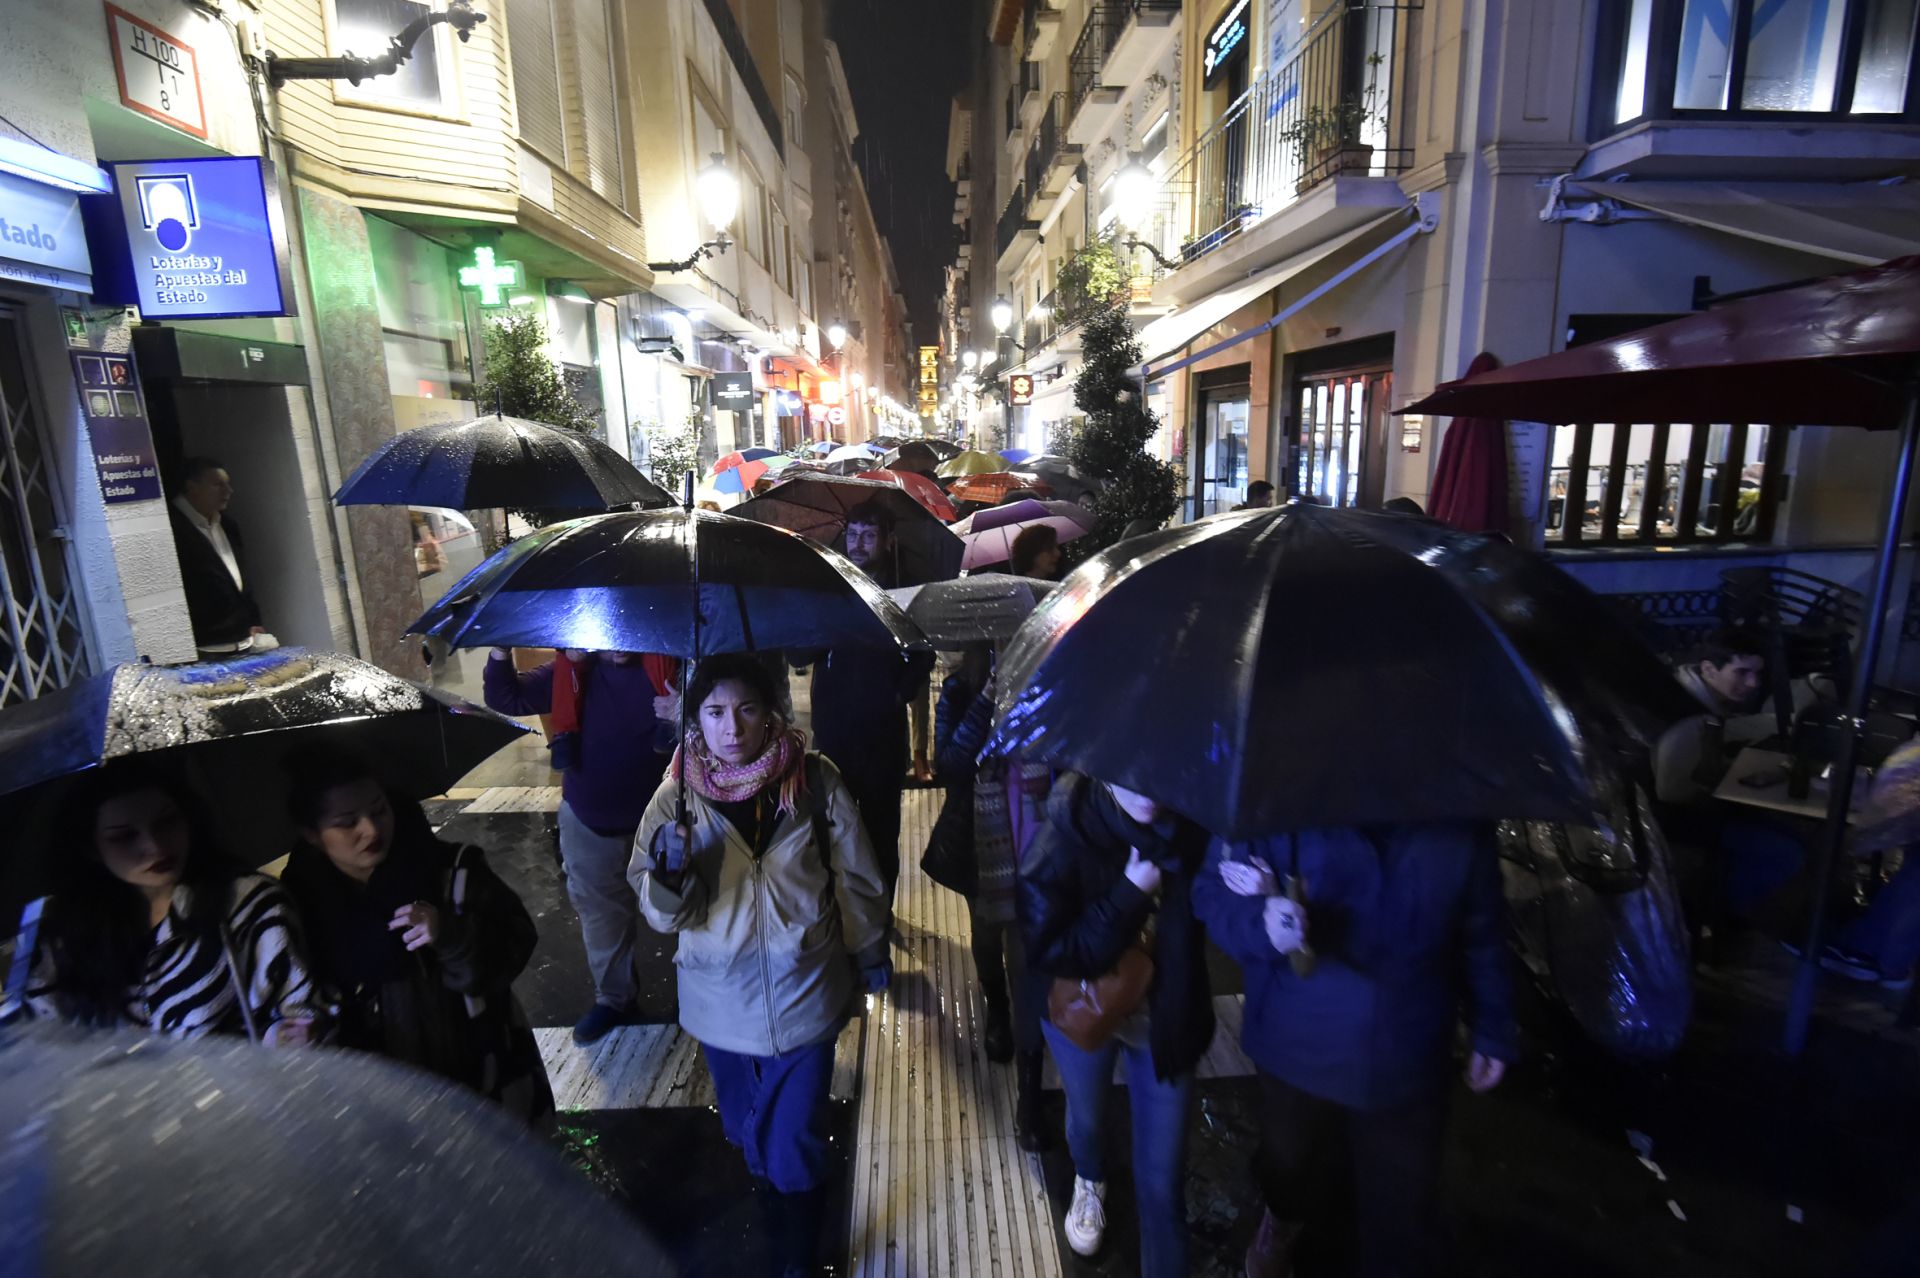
[{"left": 1400, "top": 256, "right": 1920, "bottom": 430}]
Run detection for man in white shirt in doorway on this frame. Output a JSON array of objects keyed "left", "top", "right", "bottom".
[{"left": 167, "top": 456, "right": 279, "bottom": 660}]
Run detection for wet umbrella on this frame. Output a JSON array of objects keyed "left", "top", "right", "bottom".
[
  {"left": 937, "top": 449, "right": 1010, "bottom": 478},
  {"left": 1399, "top": 255, "right": 1920, "bottom": 1056},
  {"left": 993, "top": 504, "right": 1690, "bottom": 840},
  {"left": 332, "top": 413, "right": 673, "bottom": 512},
  {"left": 954, "top": 499, "right": 1094, "bottom": 571},
  {"left": 999, "top": 448, "right": 1035, "bottom": 464},
  {"left": 737, "top": 475, "right": 963, "bottom": 586},
  {"left": 852, "top": 468, "right": 959, "bottom": 521},
  {"left": 948, "top": 471, "right": 1051, "bottom": 507},
  {"left": 825, "top": 442, "right": 883, "bottom": 468},
  {"left": 407, "top": 507, "right": 920, "bottom": 658},
  {"left": 1023, "top": 455, "right": 1105, "bottom": 504},
  {"left": 922, "top": 438, "right": 964, "bottom": 460},
  {"left": 710, "top": 450, "right": 792, "bottom": 495},
  {"left": 0, "top": 1025, "right": 673, "bottom": 1276},
  {"left": 0, "top": 649, "right": 528, "bottom": 900},
  {"left": 887, "top": 573, "right": 1057, "bottom": 649}
]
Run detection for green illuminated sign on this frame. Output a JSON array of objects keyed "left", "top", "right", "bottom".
[{"left": 458, "top": 246, "right": 524, "bottom": 306}]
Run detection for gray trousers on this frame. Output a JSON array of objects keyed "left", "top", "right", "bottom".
[{"left": 558, "top": 801, "right": 640, "bottom": 1010}]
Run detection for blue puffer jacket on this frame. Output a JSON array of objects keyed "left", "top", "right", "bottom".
[{"left": 1193, "top": 823, "right": 1515, "bottom": 1111}]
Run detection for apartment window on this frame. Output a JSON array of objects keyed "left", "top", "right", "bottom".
[
  {"left": 1599, "top": 0, "right": 1919, "bottom": 127},
  {"left": 1546, "top": 422, "right": 1788, "bottom": 544},
  {"left": 741, "top": 164, "right": 767, "bottom": 262},
  {"left": 506, "top": 0, "right": 567, "bottom": 160},
  {"left": 332, "top": 0, "right": 449, "bottom": 109},
  {"left": 785, "top": 71, "right": 806, "bottom": 149},
  {"left": 572, "top": 0, "right": 625, "bottom": 208},
  {"left": 692, "top": 88, "right": 727, "bottom": 170},
  {"left": 771, "top": 209, "right": 790, "bottom": 291}
]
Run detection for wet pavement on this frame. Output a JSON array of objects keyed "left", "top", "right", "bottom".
[{"left": 447, "top": 732, "right": 1920, "bottom": 1276}]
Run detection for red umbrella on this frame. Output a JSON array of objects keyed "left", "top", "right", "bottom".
[
  {"left": 1402, "top": 256, "right": 1920, "bottom": 1058},
  {"left": 1401, "top": 256, "right": 1920, "bottom": 429},
  {"left": 854, "top": 468, "right": 958, "bottom": 522},
  {"left": 1426, "top": 351, "right": 1510, "bottom": 534}
]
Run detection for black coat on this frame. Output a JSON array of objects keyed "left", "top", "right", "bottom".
[
  {"left": 168, "top": 505, "right": 261, "bottom": 647},
  {"left": 1018, "top": 773, "right": 1215, "bottom": 1079}
]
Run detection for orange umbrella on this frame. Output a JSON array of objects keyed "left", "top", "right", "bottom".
[{"left": 949, "top": 471, "right": 1052, "bottom": 506}]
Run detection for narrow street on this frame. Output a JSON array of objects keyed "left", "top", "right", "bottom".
[{"left": 437, "top": 724, "right": 1920, "bottom": 1277}]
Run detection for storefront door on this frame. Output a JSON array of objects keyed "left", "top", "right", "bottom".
[
  {"left": 1293, "top": 362, "right": 1391, "bottom": 508},
  {"left": 0, "top": 304, "right": 89, "bottom": 707},
  {"left": 1193, "top": 370, "right": 1252, "bottom": 519}
]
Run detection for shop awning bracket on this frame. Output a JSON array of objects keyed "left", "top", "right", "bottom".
[{"left": 1140, "top": 196, "right": 1439, "bottom": 384}]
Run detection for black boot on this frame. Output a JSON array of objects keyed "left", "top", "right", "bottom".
[
  {"left": 1014, "top": 1049, "right": 1048, "bottom": 1152},
  {"left": 766, "top": 1186, "right": 822, "bottom": 1278},
  {"left": 983, "top": 992, "right": 1014, "bottom": 1063}
]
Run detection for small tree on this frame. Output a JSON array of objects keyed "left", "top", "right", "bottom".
[
  {"left": 1055, "top": 240, "right": 1126, "bottom": 329},
  {"left": 476, "top": 310, "right": 599, "bottom": 435},
  {"left": 643, "top": 410, "right": 705, "bottom": 497},
  {"left": 1064, "top": 307, "right": 1178, "bottom": 558}
]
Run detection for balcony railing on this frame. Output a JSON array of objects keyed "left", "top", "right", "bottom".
[
  {"left": 1020, "top": 94, "right": 1078, "bottom": 213},
  {"left": 997, "top": 183, "right": 1037, "bottom": 258},
  {"left": 1069, "top": 0, "right": 1180, "bottom": 118},
  {"left": 1132, "top": 2, "right": 1417, "bottom": 271}
]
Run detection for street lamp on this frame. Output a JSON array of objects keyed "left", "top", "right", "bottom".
[
  {"left": 961, "top": 349, "right": 980, "bottom": 371},
  {"left": 1114, "top": 155, "right": 1179, "bottom": 272},
  {"left": 826, "top": 322, "right": 849, "bottom": 351},
  {"left": 990, "top": 295, "right": 1015, "bottom": 334},
  {"left": 649, "top": 153, "right": 738, "bottom": 273}
]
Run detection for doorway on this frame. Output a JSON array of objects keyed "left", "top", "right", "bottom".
[
  {"left": 1193, "top": 367, "right": 1252, "bottom": 519},
  {"left": 0, "top": 305, "right": 89, "bottom": 708},
  {"left": 1289, "top": 338, "right": 1393, "bottom": 508}
]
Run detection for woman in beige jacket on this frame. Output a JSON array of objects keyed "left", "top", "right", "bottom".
[{"left": 631, "top": 653, "right": 891, "bottom": 1275}]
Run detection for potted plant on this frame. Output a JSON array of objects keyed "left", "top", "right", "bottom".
[{"left": 1280, "top": 52, "right": 1385, "bottom": 193}]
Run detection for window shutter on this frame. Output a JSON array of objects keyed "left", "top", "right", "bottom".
[
  {"left": 505, "top": 0, "right": 567, "bottom": 162},
  {"left": 572, "top": 0, "right": 625, "bottom": 207}
]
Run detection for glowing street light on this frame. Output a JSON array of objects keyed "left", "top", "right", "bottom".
[
  {"left": 827, "top": 322, "right": 849, "bottom": 351},
  {"left": 1114, "top": 156, "right": 1155, "bottom": 232},
  {"left": 961, "top": 349, "right": 980, "bottom": 371},
  {"left": 696, "top": 153, "right": 739, "bottom": 234},
  {"left": 990, "top": 295, "right": 1015, "bottom": 334}
]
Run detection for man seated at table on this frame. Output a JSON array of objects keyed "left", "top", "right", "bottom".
[
  {"left": 1654, "top": 629, "right": 1800, "bottom": 926},
  {"left": 1787, "top": 739, "right": 1920, "bottom": 990},
  {"left": 1655, "top": 629, "right": 1768, "bottom": 804}
]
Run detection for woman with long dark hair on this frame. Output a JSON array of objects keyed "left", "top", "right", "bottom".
[
  {"left": 632, "top": 653, "right": 892, "bottom": 1277},
  {"left": 278, "top": 749, "right": 554, "bottom": 1126},
  {"left": 16, "top": 763, "right": 316, "bottom": 1043}
]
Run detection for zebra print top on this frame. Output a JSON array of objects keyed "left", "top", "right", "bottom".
[{"left": 20, "top": 873, "right": 318, "bottom": 1040}]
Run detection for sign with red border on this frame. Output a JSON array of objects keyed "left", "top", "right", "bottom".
[
  {"left": 104, "top": 4, "right": 209, "bottom": 141},
  {"left": 1008, "top": 373, "right": 1035, "bottom": 406}
]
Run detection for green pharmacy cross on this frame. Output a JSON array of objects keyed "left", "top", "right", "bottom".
[{"left": 458, "top": 247, "right": 524, "bottom": 307}]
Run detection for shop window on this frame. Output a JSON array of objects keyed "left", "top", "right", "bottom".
[
  {"left": 1598, "top": 0, "right": 1919, "bottom": 127},
  {"left": 332, "top": 0, "right": 450, "bottom": 111},
  {"left": 1544, "top": 421, "right": 1788, "bottom": 545},
  {"left": 366, "top": 217, "right": 475, "bottom": 414}
]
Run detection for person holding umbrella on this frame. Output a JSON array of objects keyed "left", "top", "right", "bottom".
[
  {"left": 12, "top": 763, "right": 318, "bottom": 1045},
  {"left": 632, "top": 654, "right": 891, "bottom": 1276},
  {"left": 1009, "top": 525, "right": 1063, "bottom": 580},
  {"left": 797, "top": 500, "right": 935, "bottom": 884},
  {"left": 280, "top": 748, "right": 554, "bottom": 1127},
  {"left": 1194, "top": 823, "right": 1515, "bottom": 1277},
  {"left": 1018, "top": 775, "right": 1215, "bottom": 1276},
  {"left": 483, "top": 647, "right": 679, "bottom": 1044}
]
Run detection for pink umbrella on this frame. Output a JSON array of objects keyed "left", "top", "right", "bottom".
[
  {"left": 954, "top": 499, "right": 1093, "bottom": 571},
  {"left": 854, "top": 468, "right": 959, "bottom": 522}
]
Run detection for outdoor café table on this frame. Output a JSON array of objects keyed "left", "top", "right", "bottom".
[{"left": 1713, "top": 746, "right": 1870, "bottom": 824}]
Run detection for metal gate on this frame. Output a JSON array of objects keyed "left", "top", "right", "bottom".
[{"left": 0, "top": 307, "right": 89, "bottom": 708}]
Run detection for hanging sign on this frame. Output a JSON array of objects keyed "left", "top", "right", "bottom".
[
  {"left": 104, "top": 4, "right": 208, "bottom": 140},
  {"left": 1203, "top": 0, "right": 1252, "bottom": 87},
  {"left": 0, "top": 172, "right": 92, "bottom": 292},
  {"left": 458, "top": 246, "right": 524, "bottom": 306},
  {"left": 86, "top": 157, "right": 292, "bottom": 318},
  {"left": 710, "top": 371, "right": 755, "bottom": 409},
  {"left": 72, "top": 351, "right": 161, "bottom": 503},
  {"left": 1008, "top": 373, "right": 1035, "bottom": 406}
]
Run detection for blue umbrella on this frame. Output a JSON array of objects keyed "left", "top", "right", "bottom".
[
  {"left": 999, "top": 448, "right": 1034, "bottom": 464},
  {"left": 408, "top": 508, "right": 922, "bottom": 657},
  {"left": 333, "top": 413, "right": 673, "bottom": 511}
]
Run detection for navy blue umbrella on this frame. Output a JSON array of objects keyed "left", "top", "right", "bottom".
[
  {"left": 333, "top": 413, "right": 673, "bottom": 512},
  {"left": 407, "top": 507, "right": 922, "bottom": 657}
]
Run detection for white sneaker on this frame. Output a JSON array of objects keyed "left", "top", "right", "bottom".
[{"left": 1064, "top": 1176, "right": 1107, "bottom": 1256}]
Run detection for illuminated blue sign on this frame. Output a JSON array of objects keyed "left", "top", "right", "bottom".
[
  {"left": 1204, "top": 0, "right": 1252, "bottom": 88},
  {"left": 85, "top": 156, "right": 291, "bottom": 319}
]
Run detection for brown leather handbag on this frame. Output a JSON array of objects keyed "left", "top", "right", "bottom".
[{"left": 1047, "top": 940, "right": 1154, "bottom": 1053}]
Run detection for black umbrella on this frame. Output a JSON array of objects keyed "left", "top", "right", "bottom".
[
  {"left": 992, "top": 504, "right": 1689, "bottom": 839},
  {"left": 0, "top": 1025, "right": 674, "bottom": 1276},
  {"left": 887, "top": 574, "right": 1057, "bottom": 649},
  {"left": 332, "top": 413, "right": 674, "bottom": 512},
  {"left": 407, "top": 508, "right": 921, "bottom": 658},
  {"left": 0, "top": 650, "right": 528, "bottom": 900},
  {"left": 1023, "top": 455, "right": 1105, "bottom": 504},
  {"left": 736, "top": 475, "right": 963, "bottom": 587}
]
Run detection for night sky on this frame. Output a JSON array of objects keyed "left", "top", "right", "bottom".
[{"left": 830, "top": 0, "right": 975, "bottom": 343}]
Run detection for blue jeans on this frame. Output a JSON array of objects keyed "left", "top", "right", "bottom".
[
  {"left": 1041, "top": 1020, "right": 1193, "bottom": 1278},
  {"left": 1837, "top": 861, "right": 1920, "bottom": 975},
  {"left": 703, "top": 1038, "right": 837, "bottom": 1193}
]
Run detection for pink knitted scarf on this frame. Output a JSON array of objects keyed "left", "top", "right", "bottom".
[{"left": 673, "top": 722, "right": 809, "bottom": 817}]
